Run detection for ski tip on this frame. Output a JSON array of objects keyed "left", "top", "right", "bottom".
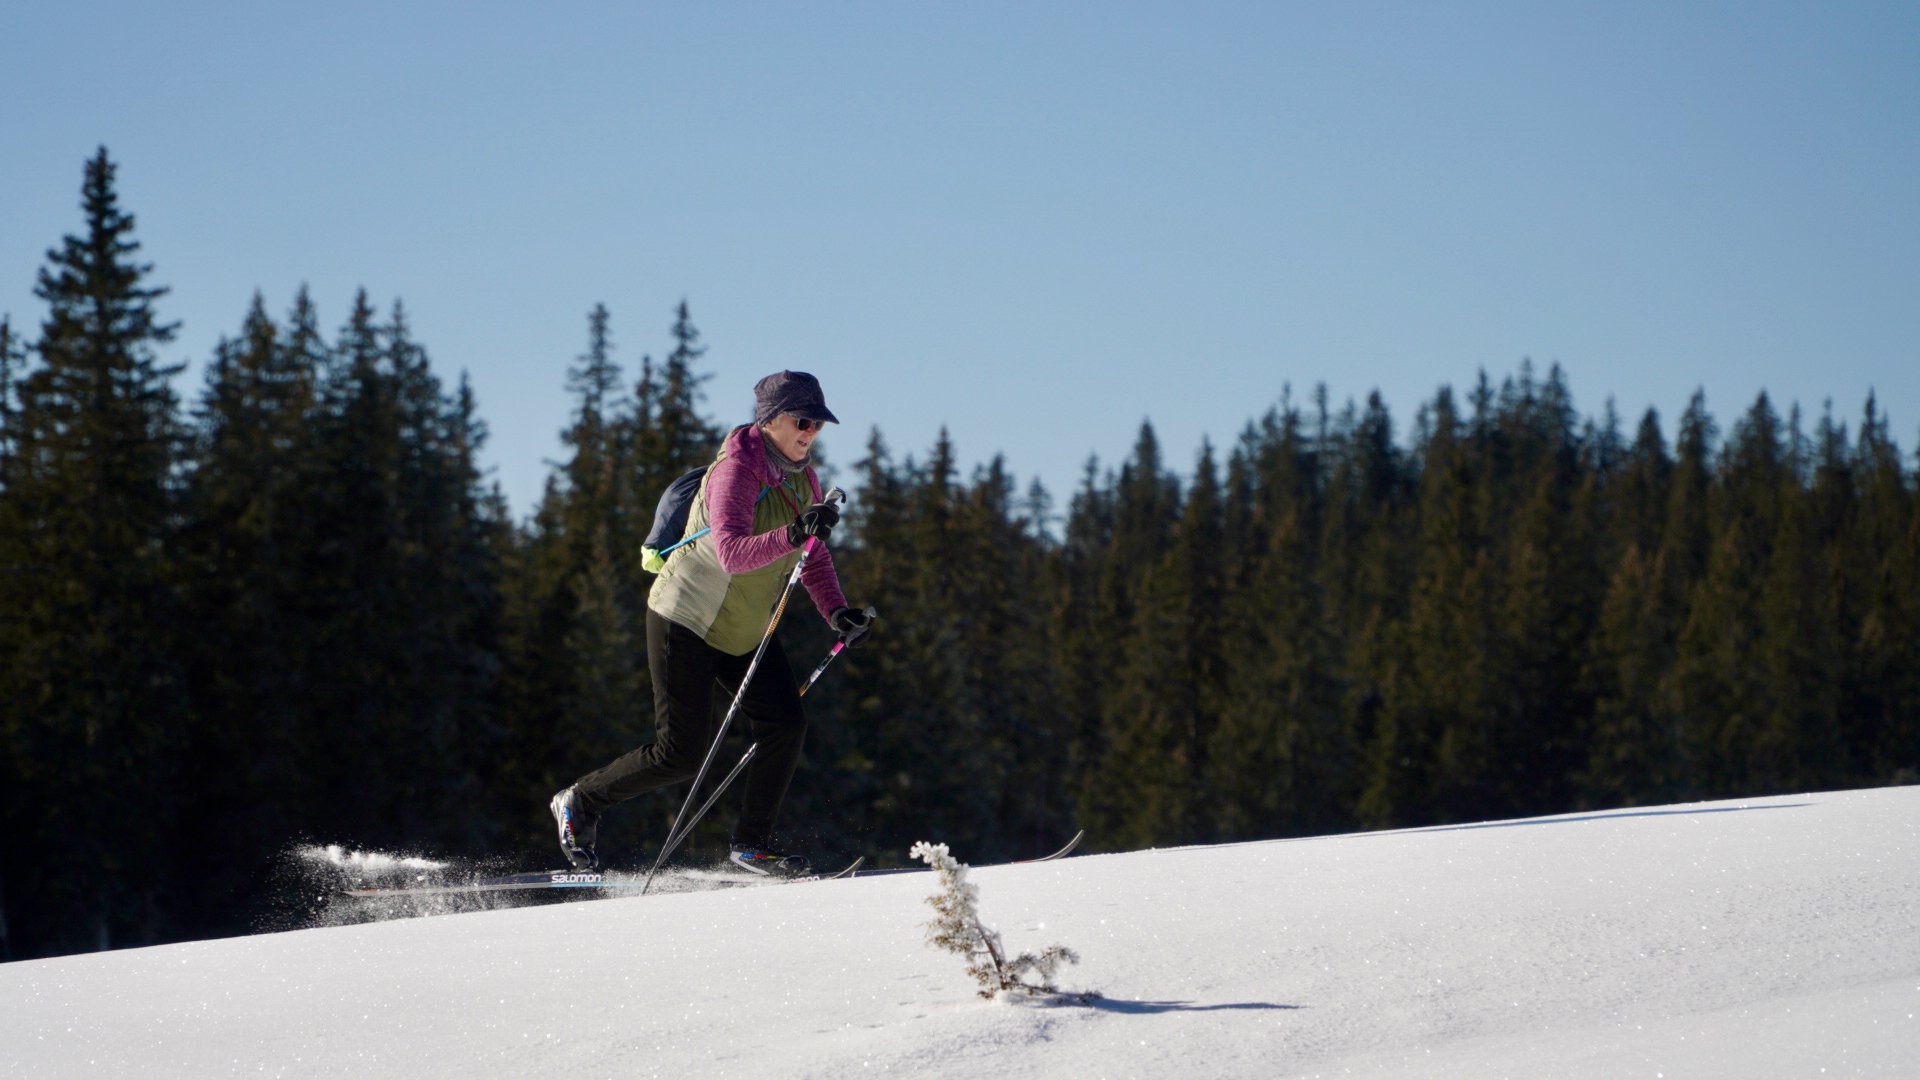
[{"left": 1019, "top": 829, "right": 1085, "bottom": 864}]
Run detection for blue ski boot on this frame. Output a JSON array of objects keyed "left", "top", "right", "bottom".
[{"left": 728, "top": 842, "right": 811, "bottom": 877}]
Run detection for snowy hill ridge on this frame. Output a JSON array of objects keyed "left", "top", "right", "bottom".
[{"left": 4, "top": 788, "right": 1917, "bottom": 1079}]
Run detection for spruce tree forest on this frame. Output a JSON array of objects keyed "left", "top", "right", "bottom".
[{"left": 3, "top": 150, "right": 1916, "bottom": 960}]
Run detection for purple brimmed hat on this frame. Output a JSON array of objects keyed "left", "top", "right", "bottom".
[{"left": 753, "top": 370, "right": 839, "bottom": 426}]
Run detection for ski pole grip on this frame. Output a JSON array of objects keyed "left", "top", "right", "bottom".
[{"left": 823, "top": 486, "right": 847, "bottom": 508}]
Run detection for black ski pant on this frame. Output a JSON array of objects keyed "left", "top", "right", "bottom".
[{"left": 570, "top": 609, "right": 807, "bottom": 848}]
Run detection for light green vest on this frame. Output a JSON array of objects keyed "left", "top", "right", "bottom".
[{"left": 647, "top": 441, "right": 813, "bottom": 655}]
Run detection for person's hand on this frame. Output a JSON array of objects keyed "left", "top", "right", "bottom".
[
  {"left": 828, "top": 605, "right": 875, "bottom": 648},
  {"left": 787, "top": 501, "right": 840, "bottom": 547}
]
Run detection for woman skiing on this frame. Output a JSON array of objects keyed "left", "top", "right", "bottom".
[{"left": 550, "top": 370, "right": 873, "bottom": 875}]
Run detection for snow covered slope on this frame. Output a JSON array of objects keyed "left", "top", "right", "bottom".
[{"left": 4, "top": 787, "right": 1917, "bottom": 1079}]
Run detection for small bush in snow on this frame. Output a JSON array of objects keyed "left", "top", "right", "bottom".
[{"left": 909, "top": 840, "right": 1086, "bottom": 1001}]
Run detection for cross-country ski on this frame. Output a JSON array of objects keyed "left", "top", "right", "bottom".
[
  {"left": 341, "top": 857, "right": 866, "bottom": 898},
  {"left": 844, "top": 830, "right": 1086, "bottom": 878}
]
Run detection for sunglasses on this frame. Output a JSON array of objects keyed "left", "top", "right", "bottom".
[{"left": 792, "top": 416, "right": 821, "bottom": 432}]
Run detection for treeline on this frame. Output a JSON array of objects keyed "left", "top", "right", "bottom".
[
  {"left": 1, "top": 151, "right": 514, "bottom": 958},
  {"left": 3, "top": 150, "right": 1916, "bottom": 960},
  {"left": 824, "top": 371, "right": 1920, "bottom": 862}
]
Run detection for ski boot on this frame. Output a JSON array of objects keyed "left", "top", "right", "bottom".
[
  {"left": 728, "top": 841, "right": 811, "bottom": 878},
  {"left": 550, "top": 786, "right": 601, "bottom": 871}
]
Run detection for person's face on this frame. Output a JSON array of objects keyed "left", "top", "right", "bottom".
[{"left": 763, "top": 412, "right": 822, "bottom": 461}]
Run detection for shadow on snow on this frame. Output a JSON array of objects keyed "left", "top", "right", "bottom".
[{"left": 1068, "top": 996, "right": 1303, "bottom": 1014}]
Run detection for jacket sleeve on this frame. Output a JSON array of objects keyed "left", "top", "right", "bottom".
[
  {"left": 707, "top": 451, "right": 800, "bottom": 574},
  {"left": 800, "top": 470, "right": 849, "bottom": 618}
]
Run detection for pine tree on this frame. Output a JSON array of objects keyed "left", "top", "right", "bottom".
[
  {"left": 499, "top": 302, "right": 724, "bottom": 858},
  {"left": 637, "top": 300, "right": 720, "bottom": 486},
  {"left": 566, "top": 531, "right": 642, "bottom": 753},
  {"left": 1055, "top": 456, "right": 1115, "bottom": 834},
  {"left": 0, "top": 316, "right": 23, "bottom": 961},
  {"left": 570, "top": 304, "right": 622, "bottom": 431},
  {"left": 951, "top": 455, "right": 1063, "bottom": 854},
  {"left": 1488, "top": 365, "right": 1590, "bottom": 817},
  {"left": 498, "top": 309, "right": 623, "bottom": 834},
  {"left": 1077, "top": 423, "right": 1181, "bottom": 844},
  {"left": 1582, "top": 543, "right": 1680, "bottom": 804},
  {"left": 295, "top": 292, "right": 495, "bottom": 849},
  {"left": 443, "top": 372, "right": 513, "bottom": 843},
  {"left": 1646, "top": 390, "right": 1717, "bottom": 799},
  {"left": 495, "top": 476, "right": 580, "bottom": 834},
  {"left": 562, "top": 303, "right": 628, "bottom": 563},
  {"left": 390, "top": 302, "right": 502, "bottom": 847},
  {"left": 0, "top": 316, "right": 21, "bottom": 457},
  {"left": 298, "top": 293, "right": 403, "bottom": 841},
  {"left": 1614, "top": 409, "right": 1673, "bottom": 581},
  {"left": 1753, "top": 423, "right": 1843, "bottom": 791},
  {"left": 1209, "top": 400, "right": 1344, "bottom": 838},
  {"left": 1329, "top": 393, "right": 1415, "bottom": 827},
  {"left": 823, "top": 429, "right": 916, "bottom": 848},
  {"left": 0, "top": 149, "right": 186, "bottom": 953},
  {"left": 898, "top": 431, "right": 993, "bottom": 842},
  {"left": 1099, "top": 441, "right": 1225, "bottom": 847},
  {"left": 1384, "top": 386, "right": 1489, "bottom": 823},
  {"left": 1848, "top": 396, "right": 1918, "bottom": 782},
  {"left": 1666, "top": 393, "right": 1787, "bottom": 797},
  {"left": 557, "top": 305, "right": 644, "bottom": 768},
  {"left": 1663, "top": 392, "right": 1718, "bottom": 588},
  {"left": 1005, "top": 473, "right": 1071, "bottom": 851},
  {"left": 172, "top": 293, "right": 325, "bottom": 929}
]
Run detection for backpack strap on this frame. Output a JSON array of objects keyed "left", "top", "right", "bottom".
[
  {"left": 642, "top": 480, "right": 780, "bottom": 574},
  {"left": 652, "top": 483, "right": 774, "bottom": 562}
]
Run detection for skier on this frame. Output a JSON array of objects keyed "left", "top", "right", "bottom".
[{"left": 549, "top": 370, "right": 872, "bottom": 876}]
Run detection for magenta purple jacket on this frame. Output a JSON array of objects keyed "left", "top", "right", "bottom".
[{"left": 647, "top": 424, "right": 847, "bottom": 653}]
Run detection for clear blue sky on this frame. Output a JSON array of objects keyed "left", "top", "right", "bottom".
[{"left": 5, "top": 2, "right": 1917, "bottom": 519}]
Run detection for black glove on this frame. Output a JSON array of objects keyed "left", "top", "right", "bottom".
[
  {"left": 787, "top": 501, "right": 840, "bottom": 548},
  {"left": 828, "top": 605, "right": 875, "bottom": 649}
]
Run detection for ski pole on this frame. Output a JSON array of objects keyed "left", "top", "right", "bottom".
[
  {"left": 641, "top": 487, "right": 846, "bottom": 893},
  {"left": 798, "top": 605, "right": 877, "bottom": 697},
  {"left": 643, "top": 742, "right": 759, "bottom": 893}
]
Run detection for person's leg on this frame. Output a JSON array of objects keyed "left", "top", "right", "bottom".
[
  {"left": 714, "top": 638, "right": 808, "bottom": 848},
  {"left": 570, "top": 611, "right": 722, "bottom": 815}
]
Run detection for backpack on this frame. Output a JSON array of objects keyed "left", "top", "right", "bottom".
[{"left": 640, "top": 465, "right": 776, "bottom": 574}]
